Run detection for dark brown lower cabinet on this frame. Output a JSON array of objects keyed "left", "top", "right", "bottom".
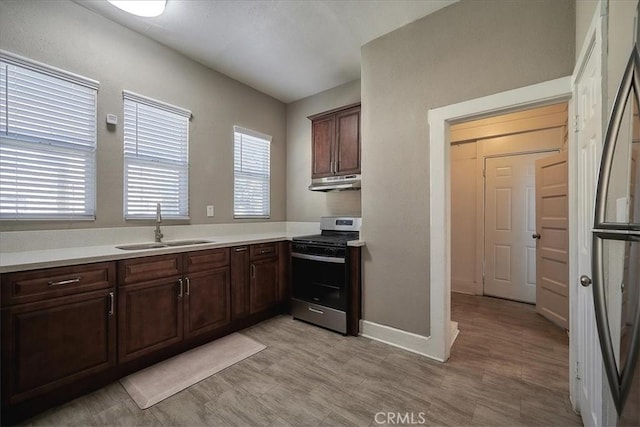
[
  {"left": 250, "top": 257, "right": 278, "bottom": 314},
  {"left": 118, "top": 249, "right": 232, "bottom": 363},
  {"left": 118, "top": 277, "right": 183, "bottom": 363},
  {"left": 184, "top": 267, "right": 230, "bottom": 338},
  {"left": 2, "top": 288, "right": 116, "bottom": 405},
  {"left": 2, "top": 242, "right": 286, "bottom": 422},
  {"left": 231, "top": 246, "right": 250, "bottom": 320},
  {"left": 233, "top": 243, "right": 281, "bottom": 318}
]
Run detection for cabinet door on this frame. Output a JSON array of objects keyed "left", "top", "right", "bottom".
[
  {"left": 311, "top": 116, "right": 334, "bottom": 178},
  {"left": 184, "top": 267, "right": 230, "bottom": 338},
  {"left": 335, "top": 106, "right": 361, "bottom": 175},
  {"left": 230, "top": 246, "right": 250, "bottom": 320},
  {"left": 250, "top": 257, "right": 278, "bottom": 314},
  {"left": 118, "top": 278, "right": 183, "bottom": 363},
  {"left": 2, "top": 289, "right": 116, "bottom": 404}
]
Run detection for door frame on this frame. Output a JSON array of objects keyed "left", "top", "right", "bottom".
[{"left": 427, "top": 76, "right": 572, "bottom": 361}]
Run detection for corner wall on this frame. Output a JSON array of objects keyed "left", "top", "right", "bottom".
[{"left": 361, "top": 0, "right": 575, "bottom": 336}]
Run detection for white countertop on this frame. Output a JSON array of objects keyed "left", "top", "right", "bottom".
[
  {"left": 0, "top": 229, "right": 365, "bottom": 273},
  {"left": 0, "top": 233, "right": 282, "bottom": 273}
]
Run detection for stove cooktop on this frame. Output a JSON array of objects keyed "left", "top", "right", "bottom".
[{"left": 292, "top": 231, "right": 360, "bottom": 247}]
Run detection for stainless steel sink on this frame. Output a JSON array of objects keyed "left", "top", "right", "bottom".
[
  {"left": 165, "top": 239, "right": 213, "bottom": 246},
  {"left": 116, "top": 242, "right": 169, "bottom": 250},
  {"left": 116, "top": 240, "right": 213, "bottom": 250}
]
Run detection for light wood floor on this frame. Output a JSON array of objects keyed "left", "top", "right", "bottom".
[{"left": 21, "top": 293, "right": 582, "bottom": 426}]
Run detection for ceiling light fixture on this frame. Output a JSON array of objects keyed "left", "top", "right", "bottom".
[{"left": 107, "top": 0, "right": 166, "bottom": 18}]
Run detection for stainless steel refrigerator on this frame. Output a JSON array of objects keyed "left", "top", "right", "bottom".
[{"left": 591, "top": 38, "right": 640, "bottom": 426}]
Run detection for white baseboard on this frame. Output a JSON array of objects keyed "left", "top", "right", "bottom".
[
  {"left": 450, "top": 321, "right": 459, "bottom": 347},
  {"left": 360, "top": 320, "right": 448, "bottom": 362},
  {"left": 451, "top": 279, "right": 477, "bottom": 295}
]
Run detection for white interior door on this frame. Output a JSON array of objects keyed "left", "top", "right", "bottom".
[
  {"left": 484, "top": 152, "right": 549, "bottom": 303},
  {"left": 572, "top": 10, "right": 604, "bottom": 426},
  {"left": 535, "top": 151, "right": 569, "bottom": 329}
]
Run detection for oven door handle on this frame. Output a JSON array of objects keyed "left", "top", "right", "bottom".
[{"left": 291, "top": 253, "right": 345, "bottom": 264}]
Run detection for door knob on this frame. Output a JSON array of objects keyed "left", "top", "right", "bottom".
[
  {"left": 532, "top": 233, "right": 541, "bottom": 239},
  {"left": 580, "top": 275, "right": 592, "bottom": 287}
]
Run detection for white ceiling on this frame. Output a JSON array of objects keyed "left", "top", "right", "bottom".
[{"left": 75, "top": 0, "right": 457, "bottom": 103}]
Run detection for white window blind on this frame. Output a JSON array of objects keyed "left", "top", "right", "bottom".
[
  {"left": 0, "top": 52, "right": 98, "bottom": 220},
  {"left": 123, "top": 91, "right": 191, "bottom": 220},
  {"left": 234, "top": 126, "right": 271, "bottom": 218}
]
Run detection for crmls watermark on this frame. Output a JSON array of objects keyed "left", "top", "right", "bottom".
[{"left": 374, "top": 412, "right": 427, "bottom": 425}]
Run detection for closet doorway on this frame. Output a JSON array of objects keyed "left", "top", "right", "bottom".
[{"left": 450, "top": 102, "right": 569, "bottom": 328}]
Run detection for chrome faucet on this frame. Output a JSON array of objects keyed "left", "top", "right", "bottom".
[{"left": 154, "top": 203, "right": 164, "bottom": 242}]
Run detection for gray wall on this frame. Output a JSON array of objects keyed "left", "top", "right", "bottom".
[
  {"left": 0, "top": 0, "right": 287, "bottom": 231},
  {"left": 361, "top": 0, "right": 575, "bottom": 335},
  {"left": 286, "top": 80, "right": 361, "bottom": 221},
  {"left": 575, "top": 0, "right": 639, "bottom": 112},
  {"left": 606, "top": 1, "right": 638, "bottom": 113},
  {"left": 576, "top": 0, "right": 599, "bottom": 61}
]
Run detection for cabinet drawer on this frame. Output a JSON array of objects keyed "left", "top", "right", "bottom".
[
  {"left": 1, "top": 262, "right": 115, "bottom": 306},
  {"left": 118, "top": 254, "right": 182, "bottom": 286},
  {"left": 185, "top": 248, "right": 230, "bottom": 274},
  {"left": 250, "top": 242, "right": 279, "bottom": 260}
]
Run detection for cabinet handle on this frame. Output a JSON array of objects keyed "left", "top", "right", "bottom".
[
  {"left": 185, "top": 277, "right": 190, "bottom": 296},
  {"left": 178, "top": 278, "right": 183, "bottom": 298},
  {"left": 251, "top": 264, "right": 256, "bottom": 279},
  {"left": 108, "top": 291, "right": 114, "bottom": 316},
  {"left": 235, "top": 247, "right": 248, "bottom": 252},
  {"left": 308, "top": 307, "right": 324, "bottom": 315},
  {"left": 48, "top": 277, "right": 81, "bottom": 286}
]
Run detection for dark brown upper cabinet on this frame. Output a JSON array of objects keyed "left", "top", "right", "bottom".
[{"left": 308, "top": 103, "right": 361, "bottom": 179}]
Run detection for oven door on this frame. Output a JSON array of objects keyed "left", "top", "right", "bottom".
[{"left": 291, "top": 252, "right": 347, "bottom": 311}]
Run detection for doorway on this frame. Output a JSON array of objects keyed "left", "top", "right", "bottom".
[
  {"left": 428, "top": 15, "right": 605, "bottom": 417},
  {"left": 426, "top": 76, "right": 572, "bottom": 363},
  {"left": 449, "top": 103, "right": 568, "bottom": 315}
]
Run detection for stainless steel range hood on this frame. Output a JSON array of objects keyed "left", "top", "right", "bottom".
[{"left": 308, "top": 174, "right": 361, "bottom": 192}]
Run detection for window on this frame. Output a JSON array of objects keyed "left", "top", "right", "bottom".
[
  {"left": 123, "top": 91, "right": 190, "bottom": 219},
  {"left": 234, "top": 126, "right": 271, "bottom": 218},
  {"left": 0, "top": 52, "right": 98, "bottom": 220}
]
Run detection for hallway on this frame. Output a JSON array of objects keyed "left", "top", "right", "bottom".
[{"left": 450, "top": 292, "right": 580, "bottom": 425}]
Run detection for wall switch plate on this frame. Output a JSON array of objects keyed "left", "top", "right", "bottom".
[{"left": 206, "top": 205, "right": 214, "bottom": 217}]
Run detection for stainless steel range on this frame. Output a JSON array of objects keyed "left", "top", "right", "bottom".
[{"left": 291, "top": 216, "right": 361, "bottom": 334}]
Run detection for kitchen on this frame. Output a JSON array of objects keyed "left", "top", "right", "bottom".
[{"left": 0, "top": 0, "right": 637, "bottom": 425}]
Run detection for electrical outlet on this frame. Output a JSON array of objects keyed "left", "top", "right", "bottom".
[{"left": 206, "top": 205, "right": 214, "bottom": 217}]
